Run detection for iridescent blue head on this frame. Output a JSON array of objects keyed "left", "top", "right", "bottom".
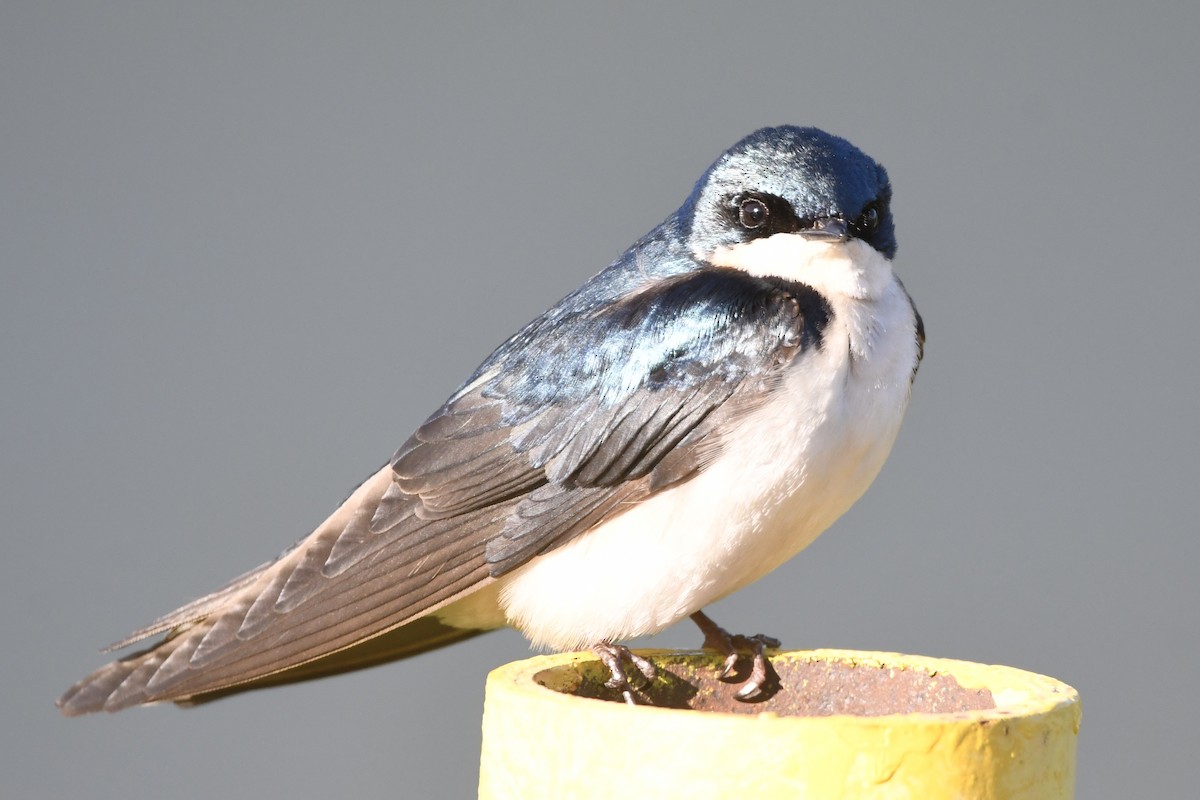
[{"left": 686, "top": 126, "right": 896, "bottom": 261}]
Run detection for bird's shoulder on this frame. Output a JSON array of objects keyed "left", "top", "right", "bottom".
[{"left": 387, "top": 257, "right": 833, "bottom": 528}]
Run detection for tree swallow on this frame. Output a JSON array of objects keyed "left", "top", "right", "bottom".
[{"left": 59, "top": 126, "right": 924, "bottom": 714}]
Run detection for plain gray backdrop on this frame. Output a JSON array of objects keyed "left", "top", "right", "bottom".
[{"left": 4, "top": 3, "right": 1197, "bottom": 797}]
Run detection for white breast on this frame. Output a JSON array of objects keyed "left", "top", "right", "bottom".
[{"left": 498, "top": 236, "right": 920, "bottom": 651}]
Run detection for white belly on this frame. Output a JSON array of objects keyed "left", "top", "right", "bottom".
[{"left": 498, "top": 259, "right": 919, "bottom": 650}]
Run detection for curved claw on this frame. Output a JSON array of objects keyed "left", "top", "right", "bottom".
[
  {"left": 690, "top": 610, "right": 780, "bottom": 701},
  {"left": 591, "top": 642, "right": 657, "bottom": 705},
  {"left": 733, "top": 636, "right": 777, "bottom": 700}
]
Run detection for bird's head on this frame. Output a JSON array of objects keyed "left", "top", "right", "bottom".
[{"left": 685, "top": 126, "right": 897, "bottom": 298}]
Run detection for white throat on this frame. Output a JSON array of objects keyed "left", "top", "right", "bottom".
[
  {"left": 707, "top": 233, "right": 894, "bottom": 303},
  {"left": 707, "top": 233, "right": 910, "bottom": 365}
]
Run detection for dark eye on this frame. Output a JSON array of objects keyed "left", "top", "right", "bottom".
[
  {"left": 859, "top": 204, "right": 879, "bottom": 230},
  {"left": 738, "top": 198, "right": 768, "bottom": 229}
]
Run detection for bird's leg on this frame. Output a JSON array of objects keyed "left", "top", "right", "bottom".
[
  {"left": 690, "top": 610, "right": 780, "bottom": 700},
  {"left": 591, "top": 642, "right": 657, "bottom": 706}
]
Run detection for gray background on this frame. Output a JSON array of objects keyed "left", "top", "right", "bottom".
[{"left": 4, "top": 3, "right": 1196, "bottom": 797}]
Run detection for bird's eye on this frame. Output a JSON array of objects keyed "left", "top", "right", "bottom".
[
  {"left": 859, "top": 204, "right": 879, "bottom": 230},
  {"left": 738, "top": 198, "right": 769, "bottom": 230}
]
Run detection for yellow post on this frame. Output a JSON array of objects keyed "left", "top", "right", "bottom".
[{"left": 479, "top": 649, "right": 1079, "bottom": 798}]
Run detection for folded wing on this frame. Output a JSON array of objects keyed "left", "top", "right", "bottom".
[{"left": 58, "top": 267, "right": 828, "bottom": 714}]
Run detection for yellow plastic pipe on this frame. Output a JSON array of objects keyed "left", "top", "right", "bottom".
[{"left": 479, "top": 649, "right": 1080, "bottom": 798}]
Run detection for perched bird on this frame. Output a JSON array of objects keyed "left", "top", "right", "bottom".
[{"left": 59, "top": 126, "right": 923, "bottom": 714}]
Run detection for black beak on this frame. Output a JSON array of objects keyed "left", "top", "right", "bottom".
[{"left": 800, "top": 218, "right": 849, "bottom": 242}]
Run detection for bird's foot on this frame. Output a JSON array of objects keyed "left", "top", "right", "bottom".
[
  {"left": 591, "top": 641, "right": 657, "bottom": 706},
  {"left": 690, "top": 610, "right": 780, "bottom": 701}
]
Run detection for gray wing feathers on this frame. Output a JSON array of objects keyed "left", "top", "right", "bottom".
[
  {"left": 392, "top": 403, "right": 545, "bottom": 519},
  {"left": 58, "top": 465, "right": 502, "bottom": 714},
  {"left": 101, "top": 558, "right": 275, "bottom": 652},
  {"left": 174, "top": 618, "right": 488, "bottom": 706}
]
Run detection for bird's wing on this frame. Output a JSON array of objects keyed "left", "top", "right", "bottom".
[
  {"left": 390, "top": 268, "right": 832, "bottom": 575},
  {"left": 58, "top": 464, "right": 505, "bottom": 713},
  {"left": 58, "top": 268, "right": 829, "bottom": 714}
]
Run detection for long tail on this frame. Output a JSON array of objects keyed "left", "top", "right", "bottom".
[
  {"left": 58, "top": 615, "right": 488, "bottom": 714},
  {"left": 57, "top": 464, "right": 502, "bottom": 715}
]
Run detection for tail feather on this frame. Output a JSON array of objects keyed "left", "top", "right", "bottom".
[
  {"left": 57, "top": 614, "right": 490, "bottom": 715},
  {"left": 56, "top": 463, "right": 505, "bottom": 716},
  {"left": 101, "top": 559, "right": 276, "bottom": 653}
]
